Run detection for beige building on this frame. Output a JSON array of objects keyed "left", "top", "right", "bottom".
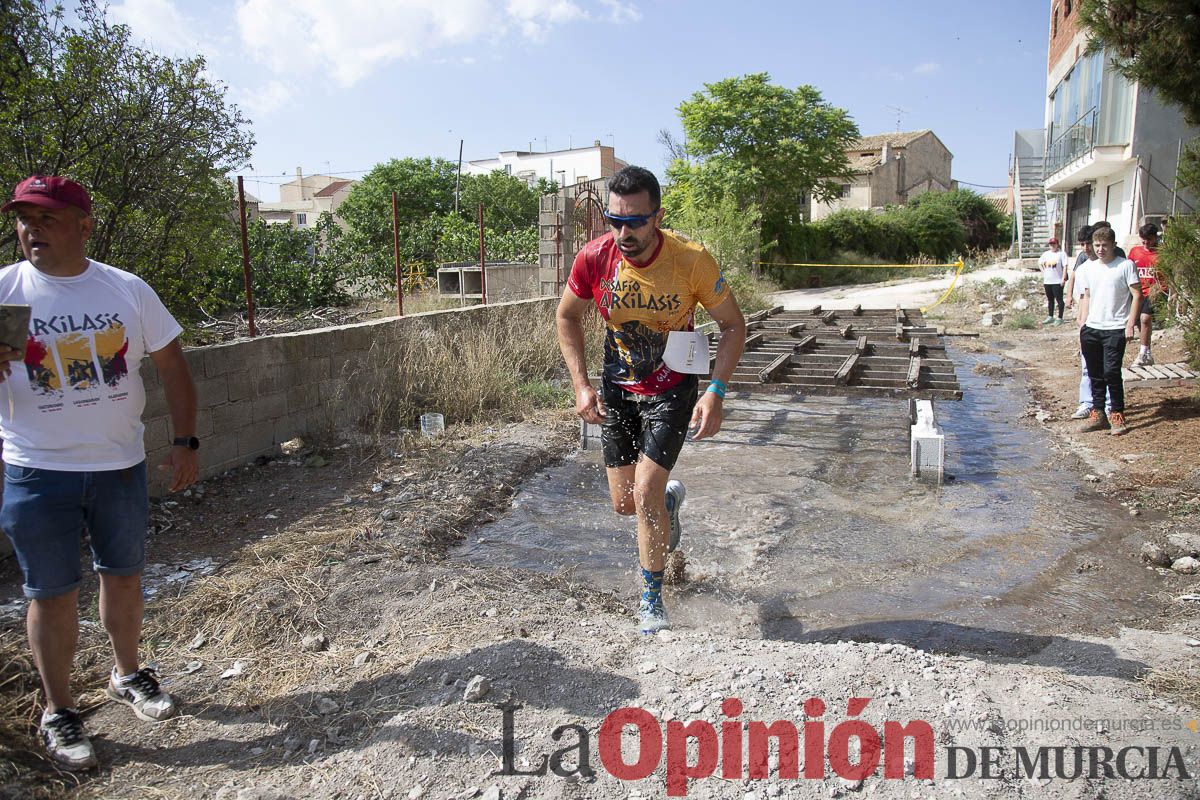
[
  {"left": 257, "top": 169, "right": 356, "bottom": 229},
  {"left": 807, "top": 130, "right": 954, "bottom": 221}
]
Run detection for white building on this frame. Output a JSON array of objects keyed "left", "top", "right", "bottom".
[
  {"left": 1017, "top": 1, "right": 1198, "bottom": 257},
  {"left": 463, "top": 141, "right": 626, "bottom": 188}
]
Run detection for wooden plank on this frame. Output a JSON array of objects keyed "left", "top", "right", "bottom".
[
  {"left": 747, "top": 309, "right": 769, "bottom": 323},
  {"left": 856, "top": 336, "right": 869, "bottom": 354},
  {"left": 1121, "top": 367, "right": 1138, "bottom": 381},
  {"left": 786, "top": 322, "right": 806, "bottom": 336},
  {"left": 852, "top": 304, "right": 863, "bottom": 316},
  {"left": 768, "top": 305, "right": 784, "bottom": 315},
  {"left": 896, "top": 306, "right": 908, "bottom": 324},
  {"left": 809, "top": 304, "right": 822, "bottom": 315},
  {"left": 794, "top": 335, "right": 817, "bottom": 352},
  {"left": 1163, "top": 363, "right": 1197, "bottom": 379},
  {"left": 839, "top": 324, "right": 855, "bottom": 339},
  {"left": 895, "top": 323, "right": 905, "bottom": 341},
  {"left": 821, "top": 310, "right": 837, "bottom": 325},
  {"left": 910, "top": 339, "right": 923, "bottom": 356},
  {"left": 834, "top": 352, "right": 861, "bottom": 385},
  {"left": 724, "top": 381, "right": 962, "bottom": 401},
  {"left": 758, "top": 352, "right": 792, "bottom": 383},
  {"left": 907, "top": 356, "right": 922, "bottom": 389},
  {"left": 746, "top": 320, "right": 765, "bottom": 331},
  {"left": 1157, "top": 363, "right": 1188, "bottom": 379}
]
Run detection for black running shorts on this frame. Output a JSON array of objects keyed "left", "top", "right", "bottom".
[{"left": 600, "top": 378, "right": 699, "bottom": 470}]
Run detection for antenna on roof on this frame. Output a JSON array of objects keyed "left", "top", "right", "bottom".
[{"left": 885, "top": 105, "right": 909, "bottom": 131}]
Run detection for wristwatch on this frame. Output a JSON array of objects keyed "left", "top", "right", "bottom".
[{"left": 172, "top": 436, "right": 200, "bottom": 450}]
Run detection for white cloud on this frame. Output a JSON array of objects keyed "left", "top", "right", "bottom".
[
  {"left": 912, "top": 62, "right": 941, "bottom": 76},
  {"left": 107, "top": 0, "right": 204, "bottom": 55},
  {"left": 231, "top": 79, "right": 295, "bottom": 118},
  {"left": 235, "top": 0, "right": 634, "bottom": 87},
  {"left": 599, "top": 0, "right": 641, "bottom": 23}
]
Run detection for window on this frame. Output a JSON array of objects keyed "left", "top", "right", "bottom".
[
  {"left": 504, "top": 164, "right": 512, "bottom": 175},
  {"left": 840, "top": 184, "right": 852, "bottom": 198},
  {"left": 295, "top": 213, "right": 307, "bottom": 226}
]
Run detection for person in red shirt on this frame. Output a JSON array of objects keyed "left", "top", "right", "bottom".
[
  {"left": 556, "top": 166, "right": 746, "bottom": 634},
  {"left": 1127, "top": 223, "right": 1162, "bottom": 367}
]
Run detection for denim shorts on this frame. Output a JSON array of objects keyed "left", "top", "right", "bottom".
[{"left": 0, "top": 462, "right": 149, "bottom": 599}]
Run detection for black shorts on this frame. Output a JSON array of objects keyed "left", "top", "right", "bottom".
[
  {"left": 1140, "top": 294, "right": 1155, "bottom": 316},
  {"left": 600, "top": 378, "right": 698, "bottom": 470}
]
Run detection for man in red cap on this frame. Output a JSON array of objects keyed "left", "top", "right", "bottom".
[
  {"left": 1037, "top": 237, "right": 1068, "bottom": 325},
  {"left": 0, "top": 175, "right": 199, "bottom": 769}
]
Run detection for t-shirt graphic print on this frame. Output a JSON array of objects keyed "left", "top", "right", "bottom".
[
  {"left": 568, "top": 229, "right": 731, "bottom": 394},
  {"left": 0, "top": 260, "right": 182, "bottom": 470}
]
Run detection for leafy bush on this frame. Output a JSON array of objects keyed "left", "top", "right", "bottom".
[
  {"left": 1158, "top": 212, "right": 1200, "bottom": 367},
  {"left": 213, "top": 214, "right": 347, "bottom": 310},
  {"left": 907, "top": 189, "right": 1010, "bottom": 251}
]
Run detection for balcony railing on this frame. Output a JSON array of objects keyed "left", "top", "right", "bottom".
[{"left": 1045, "top": 107, "right": 1097, "bottom": 177}]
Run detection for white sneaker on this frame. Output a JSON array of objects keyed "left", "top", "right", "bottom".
[
  {"left": 1071, "top": 403, "right": 1093, "bottom": 420},
  {"left": 638, "top": 597, "right": 671, "bottom": 634},
  {"left": 40, "top": 708, "right": 97, "bottom": 770},
  {"left": 106, "top": 667, "right": 176, "bottom": 721},
  {"left": 1132, "top": 351, "right": 1154, "bottom": 367},
  {"left": 665, "top": 479, "right": 686, "bottom": 553}
]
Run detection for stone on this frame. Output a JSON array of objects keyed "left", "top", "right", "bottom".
[
  {"left": 302, "top": 633, "right": 329, "bottom": 652},
  {"left": 464, "top": 675, "right": 491, "bottom": 702},
  {"left": 980, "top": 312, "right": 1003, "bottom": 327},
  {"left": 1011, "top": 297, "right": 1030, "bottom": 311},
  {"left": 481, "top": 787, "right": 502, "bottom": 800},
  {"left": 316, "top": 697, "right": 339, "bottom": 715},
  {"left": 1141, "top": 542, "right": 1172, "bottom": 567},
  {"left": 408, "top": 785, "right": 426, "bottom": 799},
  {"left": 688, "top": 700, "right": 705, "bottom": 714},
  {"left": 1165, "top": 532, "right": 1200, "bottom": 560},
  {"left": 638, "top": 661, "right": 658, "bottom": 674},
  {"left": 380, "top": 508, "right": 400, "bottom": 521},
  {"left": 353, "top": 651, "right": 375, "bottom": 667},
  {"left": 1172, "top": 557, "right": 1200, "bottom": 575}
]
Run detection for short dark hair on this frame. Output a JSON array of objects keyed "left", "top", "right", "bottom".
[
  {"left": 1139, "top": 222, "right": 1159, "bottom": 238},
  {"left": 1092, "top": 225, "right": 1116, "bottom": 244},
  {"left": 1077, "top": 224, "right": 1093, "bottom": 242},
  {"left": 608, "top": 166, "right": 661, "bottom": 209},
  {"left": 1093, "top": 219, "right": 1112, "bottom": 230}
]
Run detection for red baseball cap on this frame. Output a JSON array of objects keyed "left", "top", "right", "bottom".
[
  {"left": 2, "top": 175, "right": 92, "bottom": 215},
  {"left": 1047, "top": 237, "right": 1059, "bottom": 245}
]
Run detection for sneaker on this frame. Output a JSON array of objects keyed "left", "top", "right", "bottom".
[
  {"left": 665, "top": 479, "right": 686, "bottom": 553},
  {"left": 1108, "top": 411, "right": 1128, "bottom": 436},
  {"left": 106, "top": 667, "right": 175, "bottom": 721},
  {"left": 1052, "top": 318, "right": 1064, "bottom": 326},
  {"left": 638, "top": 597, "right": 671, "bottom": 634},
  {"left": 1071, "top": 403, "right": 1093, "bottom": 419},
  {"left": 1132, "top": 351, "right": 1154, "bottom": 367},
  {"left": 1077, "top": 410, "right": 1110, "bottom": 433},
  {"left": 40, "top": 708, "right": 97, "bottom": 770},
  {"left": 1041, "top": 316, "right": 1055, "bottom": 325}
]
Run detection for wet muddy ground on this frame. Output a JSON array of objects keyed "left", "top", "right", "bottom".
[{"left": 455, "top": 348, "right": 1165, "bottom": 658}]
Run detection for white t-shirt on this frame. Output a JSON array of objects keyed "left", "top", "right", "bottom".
[
  {"left": 1071, "top": 257, "right": 1096, "bottom": 299},
  {"left": 1038, "top": 249, "right": 1068, "bottom": 285},
  {"left": 0, "top": 260, "right": 182, "bottom": 470},
  {"left": 1077, "top": 257, "right": 1140, "bottom": 330}
]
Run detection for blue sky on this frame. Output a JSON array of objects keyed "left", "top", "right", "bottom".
[{"left": 107, "top": 0, "right": 1053, "bottom": 202}]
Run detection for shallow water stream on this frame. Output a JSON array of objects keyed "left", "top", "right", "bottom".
[{"left": 455, "top": 349, "right": 1162, "bottom": 656}]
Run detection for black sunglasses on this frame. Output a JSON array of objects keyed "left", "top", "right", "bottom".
[{"left": 603, "top": 209, "right": 659, "bottom": 230}]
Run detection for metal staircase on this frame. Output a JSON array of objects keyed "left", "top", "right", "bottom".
[{"left": 1014, "top": 154, "right": 1050, "bottom": 257}]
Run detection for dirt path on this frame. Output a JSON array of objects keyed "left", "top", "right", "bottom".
[{"left": 3, "top": 271, "right": 1200, "bottom": 799}]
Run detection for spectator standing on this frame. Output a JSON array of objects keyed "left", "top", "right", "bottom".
[{"left": 1038, "top": 238, "right": 1068, "bottom": 324}]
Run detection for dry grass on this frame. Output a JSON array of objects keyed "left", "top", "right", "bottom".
[{"left": 1142, "top": 663, "right": 1200, "bottom": 708}]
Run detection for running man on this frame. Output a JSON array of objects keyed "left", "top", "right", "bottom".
[{"left": 556, "top": 166, "right": 746, "bottom": 633}]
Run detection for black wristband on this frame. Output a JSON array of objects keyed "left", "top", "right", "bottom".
[{"left": 172, "top": 436, "right": 200, "bottom": 450}]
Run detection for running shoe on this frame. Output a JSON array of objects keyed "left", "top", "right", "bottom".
[
  {"left": 106, "top": 667, "right": 176, "bottom": 721},
  {"left": 40, "top": 708, "right": 97, "bottom": 770},
  {"left": 1132, "top": 351, "right": 1154, "bottom": 367},
  {"left": 1041, "top": 316, "right": 1055, "bottom": 325},
  {"left": 638, "top": 597, "right": 671, "bottom": 634},
  {"left": 665, "top": 479, "right": 686, "bottom": 553},
  {"left": 1071, "top": 403, "right": 1093, "bottom": 419}
]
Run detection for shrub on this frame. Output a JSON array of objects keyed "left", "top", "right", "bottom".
[{"left": 1157, "top": 213, "right": 1200, "bottom": 367}]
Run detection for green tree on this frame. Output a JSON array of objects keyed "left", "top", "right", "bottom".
[
  {"left": 668, "top": 73, "right": 859, "bottom": 244},
  {"left": 216, "top": 214, "right": 346, "bottom": 309},
  {"left": 907, "top": 189, "right": 1010, "bottom": 251},
  {"left": 0, "top": 0, "right": 254, "bottom": 318}
]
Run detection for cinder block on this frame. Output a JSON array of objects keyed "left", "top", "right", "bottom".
[
  {"left": 286, "top": 383, "right": 318, "bottom": 414},
  {"left": 237, "top": 423, "right": 275, "bottom": 457},
  {"left": 194, "top": 377, "right": 228, "bottom": 407},
  {"left": 141, "top": 416, "right": 170, "bottom": 451},
  {"left": 203, "top": 343, "right": 251, "bottom": 378},
  {"left": 252, "top": 392, "right": 288, "bottom": 423},
  {"left": 201, "top": 435, "right": 239, "bottom": 469},
  {"left": 194, "top": 407, "right": 214, "bottom": 439},
  {"left": 143, "top": 387, "right": 169, "bottom": 419},
  {"left": 212, "top": 400, "right": 254, "bottom": 430},
  {"left": 252, "top": 365, "right": 286, "bottom": 396},
  {"left": 226, "top": 370, "right": 254, "bottom": 402}
]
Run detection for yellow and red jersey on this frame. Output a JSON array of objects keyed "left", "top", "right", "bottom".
[{"left": 568, "top": 229, "right": 731, "bottom": 394}]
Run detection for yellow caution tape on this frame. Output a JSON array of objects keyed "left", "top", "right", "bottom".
[{"left": 754, "top": 261, "right": 961, "bottom": 268}]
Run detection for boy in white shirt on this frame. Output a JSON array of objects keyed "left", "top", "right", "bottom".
[
  {"left": 1038, "top": 238, "right": 1068, "bottom": 325},
  {"left": 1075, "top": 225, "right": 1142, "bottom": 436}
]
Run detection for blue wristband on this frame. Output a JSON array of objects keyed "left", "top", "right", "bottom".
[{"left": 706, "top": 379, "right": 727, "bottom": 399}]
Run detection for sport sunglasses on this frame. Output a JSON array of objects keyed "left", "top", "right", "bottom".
[{"left": 603, "top": 209, "right": 659, "bottom": 230}]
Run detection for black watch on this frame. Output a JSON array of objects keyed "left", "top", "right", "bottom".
[{"left": 172, "top": 436, "right": 200, "bottom": 450}]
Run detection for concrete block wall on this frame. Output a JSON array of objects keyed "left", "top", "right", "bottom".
[{"left": 140, "top": 297, "right": 557, "bottom": 494}]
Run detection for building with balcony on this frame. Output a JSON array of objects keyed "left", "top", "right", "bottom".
[{"left": 1014, "top": 1, "right": 1197, "bottom": 258}]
